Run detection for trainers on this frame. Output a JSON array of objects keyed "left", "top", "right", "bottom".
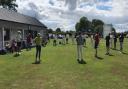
[{"left": 80, "top": 59, "right": 87, "bottom": 64}]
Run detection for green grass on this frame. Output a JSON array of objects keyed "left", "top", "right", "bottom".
[{"left": 0, "top": 39, "right": 128, "bottom": 89}]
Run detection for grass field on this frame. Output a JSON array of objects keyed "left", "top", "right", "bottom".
[{"left": 0, "top": 39, "right": 128, "bottom": 89}]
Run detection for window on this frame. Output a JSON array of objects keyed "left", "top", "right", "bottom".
[{"left": 4, "top": 28, "right": 10, "bottom": 41}]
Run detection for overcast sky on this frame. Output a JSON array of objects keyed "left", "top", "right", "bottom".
[{"left": 16, "top": 0, "right": 128, "bottom": 32}]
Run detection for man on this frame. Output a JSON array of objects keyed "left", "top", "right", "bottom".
[
  {"left": 34, "top": 33, "right": 42, "bottom": 64},
  {"left": 76, "top": 32, "right": 86, "bottom": 64},
  {"left": 71, "top": 33, "right": 75, "bottom": 45},
  {"left": 105, "top": 34, "right": 110, "bottom": 55},
  {"left": 113, "top": 33, "right": 117, "bottom": 50},
  {"left": 94, "top": 32, "right": 100, "bottom": 57},
  {"left": 16, "top": 31, "right": 22, "bottom": 55},
  {"left": 110, "top": 33, "right": 113, "bottom": 48},
  {"left": 119, "top": 33, "right": 124, "bottom": 53}
]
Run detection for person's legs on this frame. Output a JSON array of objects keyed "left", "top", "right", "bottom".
[
  {"left": 77, "top": 45, "right": 80, "bottom": 61},
  {"left": 114, "top": 41, "right": 116, "bottom": 49},
  {"left": 80, "top": 45, "right": 83, "bottom": 60},
  {"left": 95, "top": 43, "right": 98, "bottom": 57},
  {"left": 38, "top": 45, "right": 41, "bottom": 62},
  {"left": 36, "top": 46, "right": 39, "bottom": 62},
  {"left": 120, "top": 42, "right": 123, "bottom": 52}
]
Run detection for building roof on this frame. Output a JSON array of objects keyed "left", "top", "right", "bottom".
[{"left": 0, "top": 8, "right": 46, "bottom": 28}]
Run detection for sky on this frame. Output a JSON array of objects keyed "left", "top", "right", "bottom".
[{"left": 16, "top": 0, "right": 128, "bottom": 32}]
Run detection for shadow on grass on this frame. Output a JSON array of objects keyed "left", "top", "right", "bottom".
[
  {"left": 122, "top": 52, "right": 128, "bottom": 55},
  {"left": 111, "top": 48, "right": 120, "bottom": 51},
  {"left": 108, "top": 54, "right": 114, "bottom": 56},
  {"left": 13, "top": 54, "right": 20, "bottom": 57},
  {"left": 95, "top": 56, "right": 104, "bottom": 60}
]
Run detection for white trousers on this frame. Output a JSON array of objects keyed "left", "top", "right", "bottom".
[{"left": 77, "top": 45, "right": 83, "bottom": 60}]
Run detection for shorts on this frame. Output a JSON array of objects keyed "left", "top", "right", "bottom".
[
  {"left": 94, "top": 42, "right": 98, "bottom": 49},
  {"left": 17, "top": 42, "right": 21, "bottom": 47}
]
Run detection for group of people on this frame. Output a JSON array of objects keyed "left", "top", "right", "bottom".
[
  {"left": 76, "top": 32, "right": 126, "bottom": 64},
  {"left": 5, "top": 31, "right": 33, "bottom": 55},
  {"left": 105, "top": 32, "right": 124, "bottom": 55},
  {"left": 4, "top": 30, "right": 127, "bottom": 64}
]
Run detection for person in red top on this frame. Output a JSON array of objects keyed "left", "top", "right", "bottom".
[
  {"left": 26, "top": 33, "right": 32, "bottom": 51},
  {"left": 94, "top": 32, "right": 100, "bottom": 57}
]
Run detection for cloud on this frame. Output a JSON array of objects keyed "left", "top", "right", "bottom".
[{"left": 16, "top": 0, "right": 128, "bottom": 32}]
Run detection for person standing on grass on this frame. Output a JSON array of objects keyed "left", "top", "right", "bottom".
[
  {"left": 16, "top": 31, "right": 22, "bottom": 55},
  {"left": 110, "top": 33, "right": 113, "bottom": 48},
  {"left": 119, "top": 33, "right": 124, "bottom": 53},
  {"left": 76, "top": 32, "right": 86, "bottom": 64},
  {"left": 34, "top": 33, "right": 42, "bottom": 64},
  {"left": 26, "top": 33, "right": 32, "bottom": 51},
  {"left": 90, "top": 34, "right": 94, "bottom": 47},
  {"left": 66, "top": 33, "right": 69, "bottom": 44},
  {"left": 94, "top": 32, "right": 100, "bottom": 57},
  {"left": 71, "top": 33, "right": 75, "bottom": 45},
  {"left": 105, "top": 33, "right": 110, "bottom": 55},
  {"left": 53, "top": 34, "right": 57, "bottom": 46},
  {"left": 113, "top": 33, "right": 117, "bottom": 50}
]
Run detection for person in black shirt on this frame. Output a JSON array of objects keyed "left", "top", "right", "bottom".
[
  {"left": 105, "top": 34, "right": 110, "bottom": 55},
  {"left": 119, "top": 33, "right": 124, "bottom": 53},
  {"left": 113, "top": 33, "right": 117, "bottom": 50}
]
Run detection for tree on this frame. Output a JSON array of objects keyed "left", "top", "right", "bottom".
[
  {"left": 75, "top": 16, "right": 91, "bottom": 32},
  {"left": 91, "top": 19, "right": 104, "bottom": 34},
  {"left": 47, "top": 28, "right": 53, "bottom": 34},
  {"left": 56, "top": 28, "right": 61, "bottom": 34},
  {"left": 0, "top": 0, "right": 18, "bottom": 11}
]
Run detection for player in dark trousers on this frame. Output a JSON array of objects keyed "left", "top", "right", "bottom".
[
  {"left": 94, "top": 32, "right": 100, "bottom": 57},
  {"left": 76, "top": 32, "right": 86, "bottom": 64},
  {"left": 34, "top": 33, "right": 42, "bottom": 64},
  {"left": 113, "top": 33, "right": 117, "bottom": 50},
  {"left": 105, "top": 34, "right": 110, "bottom": 55},
  {"left": 119, "top": 33, "right": 124, "bottom": 53}
]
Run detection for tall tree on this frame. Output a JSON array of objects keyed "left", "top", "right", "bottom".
[
  {"left": 0, "top": 0, "right": 18, "bottom": 11},
  {"left": 56, "top": 28, "right": 61, "bottom": 34}
]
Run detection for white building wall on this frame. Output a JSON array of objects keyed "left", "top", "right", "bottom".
[{"left": 103, "top": 24, "right": 112, "bottom": 38}]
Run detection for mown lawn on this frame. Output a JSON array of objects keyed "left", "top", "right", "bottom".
[{"left": 0, "top": 38, "right": 128, "bottom": 89}]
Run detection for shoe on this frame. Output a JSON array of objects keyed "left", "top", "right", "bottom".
[{"left": 80, "top": 59, "right": 87, "bottom": 64}]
